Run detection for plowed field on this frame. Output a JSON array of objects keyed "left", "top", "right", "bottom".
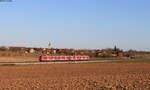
[{"left": 0, "top": 63, "right": 150, "bottom": 90}]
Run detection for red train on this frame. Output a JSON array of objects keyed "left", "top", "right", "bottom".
[{"left": 39, "top": 55, "right": 90, "bottom": 62}]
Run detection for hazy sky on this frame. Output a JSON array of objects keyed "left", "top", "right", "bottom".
[{"left": 0, "top": 0, "right": 150, "bottom": 51}]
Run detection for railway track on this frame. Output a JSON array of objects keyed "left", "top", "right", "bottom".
[{"left": 0, "top": 60, "right": 121, "bottom": 66}]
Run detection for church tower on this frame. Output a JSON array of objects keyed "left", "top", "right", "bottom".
[{"left": 48, "top": 42, "right": 52, "bottom": 49}]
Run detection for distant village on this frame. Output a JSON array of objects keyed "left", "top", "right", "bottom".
[{"left": 0, "top": 43, "right": 150, "bottom": 59}]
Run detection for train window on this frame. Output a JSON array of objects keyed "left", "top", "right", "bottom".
[
  {"left": 59, "top": 57, "right": 62, "bottom": 59},
  {"left": 52, "top": 57, "right": 55, "bottom": 59},
  {"left": 43, "top": 57, "right": 47, "bottom": 59},
  {"left": 61, "top": 57, "right": 65, "bottom": 59},
  {"left": 51, "top": 57, "right": 54, "bottom": 59}
]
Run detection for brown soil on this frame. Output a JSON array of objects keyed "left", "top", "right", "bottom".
[
  {"left": 0, "top": 63, "right": 149, "bottom": 90},
  {"left": 0, "top": 57, "right": 38, "bottom": 62}
]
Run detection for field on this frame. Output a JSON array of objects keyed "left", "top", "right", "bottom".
[
  {"left": 0, "top": 56, "right": 38, "bottom": 62},
  {"left": 0, "top": 62, "right": 150, "bottom": 90}
]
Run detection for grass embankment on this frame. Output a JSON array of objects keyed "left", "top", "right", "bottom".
[
  {"left": 112, "top": 59, "right": 150, "bottom": 63},
  {"left": 90, "top": 57, "right": 150, "bottom": 63}
]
